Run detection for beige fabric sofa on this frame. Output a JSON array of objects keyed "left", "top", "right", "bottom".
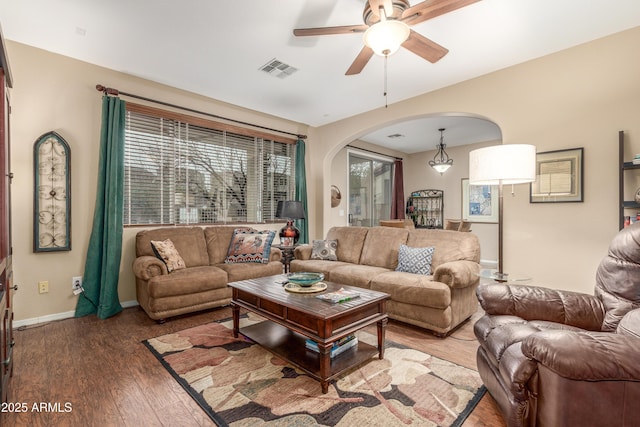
[
  {"left": 133, "top": 226, "right": 282, "bottom": 321},
  {"left": 290, "top": 226, "right": 481, "bottom": 336}
]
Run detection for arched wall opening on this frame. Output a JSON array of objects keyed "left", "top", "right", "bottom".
[{"left": 317, "top": 112, "right": 503, "bottom": 268}]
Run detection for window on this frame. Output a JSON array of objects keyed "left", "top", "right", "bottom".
[
  {"left": 348, "top": 152, "right": 393, "bottom": 227},
  {"left": 124, "top": 106, "right": 296, "bottom": 225}
]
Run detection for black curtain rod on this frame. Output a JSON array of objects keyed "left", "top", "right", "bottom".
[
  {"left": 346, "top": 144, "right": 403, "bottom": 161},
  {"left": 95, "top": 84, "right": 307, "bottom": 140}
]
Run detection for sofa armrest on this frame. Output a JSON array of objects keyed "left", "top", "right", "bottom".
[
  {"left": 269, "top": 247, "right": 282, "bottom": 263},
  {"left": 433, "top": 260, "right": 480, "bottom": 289},
  {"left": 477, "top": 284, "right": 605, "bottom": 330},
  {"left": 293, "top": 244, "right": 312, "bottom": 260},
  {"left": 132, "top": 255, "right": 168, "bottom": 280},
  {"left": 522, "top": 330, "right": 640, "bottom": 380}
]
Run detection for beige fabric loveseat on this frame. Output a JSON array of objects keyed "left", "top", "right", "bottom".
[
  {"left": 290, "top": 226, "right": 481, "bottom": 336},
  {"left": 133, "top": 226, "right": 282, "bottom": 321}
]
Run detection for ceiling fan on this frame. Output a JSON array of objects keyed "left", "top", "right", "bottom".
[{"left": 293, "top": 0, "right": 480, "bottom": 75}]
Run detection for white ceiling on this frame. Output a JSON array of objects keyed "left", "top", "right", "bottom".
[{"left": 1, "top": 0, "right": 640, "bottom": 152}]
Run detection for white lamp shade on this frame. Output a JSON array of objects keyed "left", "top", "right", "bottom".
[
  {"left": 432, "top": 163, "right": 452, "bottom": 174},
  {"left": 363, "top": 20, "right": 410, "bottom": 56},
  {"left": 469, "top": 144, "right": 536, "bottom": 185}
]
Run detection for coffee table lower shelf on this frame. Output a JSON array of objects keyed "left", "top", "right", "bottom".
[{"left": 238, "top": 321, "right": 380, "bottom": 390}]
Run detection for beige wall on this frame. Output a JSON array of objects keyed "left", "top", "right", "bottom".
[
  {"left": 7, "top": 26, "right": 640, "bottom": 322},
  {"left": 7, "top": 41, "right": 307, "bottom": 322},
  {"left": 309, "top": 26, "right": 640, "bottom": 294}
]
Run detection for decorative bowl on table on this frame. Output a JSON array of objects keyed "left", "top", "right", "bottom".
[{"left": 287, "top": 272, "right": 324, "bottom": 287}]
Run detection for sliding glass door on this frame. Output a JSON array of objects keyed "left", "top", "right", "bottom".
[{"left": 348, "top": 153, "right": 393, "bottom": 227}]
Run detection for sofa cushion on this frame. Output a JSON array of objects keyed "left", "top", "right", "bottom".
[
  {"left": 329, "top": 264, "right": 391, "bottom": 289},
  {"left": 225, "top": 229, "right": 276, "bottom": 264},
  {"left": 136, "top": 227, "right": 209, "bottom": 267},
  {"left": 147, "top": 266, "right": 228, "bottom": 298},
  {"left": 360, "top": 227, "right": 409, "bottom": 269},
  {"left": 289, "top": 259, "right": 352, "bottom": 280},
  {"left": 150, "top": 239, "right": 186, "bottom": 273},
  {"left": 216, "top": 261, "right": 283, "bottom": 283},
  {"left": 370, "top": 271, "right": 451, "bottom": 309},
  {"left": 311, "top": 239, "right": 338, "bottom": 261},
  {"left": 325, "top": 226, "right": 369, "bottom": 264},
  {"left": 407, "top": 229, "right": 480, "bottom": 269},
  {"left": 396, "top": 244, "right": 434, "bottom": 275},
  {"left": 617, "top": 309, "right": 640, "bottom": 338}
]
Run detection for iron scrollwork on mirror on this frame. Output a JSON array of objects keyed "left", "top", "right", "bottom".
[{"left": 34, "top": 131, "right": 71, "bottom": 252}]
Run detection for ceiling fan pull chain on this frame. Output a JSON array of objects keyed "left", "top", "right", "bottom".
[{"left": 384, "top": 54, "right": 388, "bottom": 108}]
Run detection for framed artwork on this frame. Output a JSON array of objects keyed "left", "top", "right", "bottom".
[
  {"left": 33, "top": 131, "right": 71, "bottom": 252},
  {"left": 280, "top": 237, "right": 294, "bottom": 246},
  {"left": 462, "top": 178, "right": 499, "bottom": 223},
  {"left": 530, "top": 147, "right": 583, "bottom": 203}
]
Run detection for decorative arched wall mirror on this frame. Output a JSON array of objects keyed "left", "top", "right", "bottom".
[{"left": 33, "top": 131, "right": 71, "bottom": 252}]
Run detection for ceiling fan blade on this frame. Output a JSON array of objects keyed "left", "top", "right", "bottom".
[
  {"left": 345, "top": 46, "right": 375, "bottom": 75},
  {"left": 369, "top": 0, "right": 394, "bottom": 18},
  {"left": 402, "top": 30, "right": 449, "bottom": 63},
  {"left": 401, "top": 0, "right": 480, "bottom": 26},
  {"left": 293, "top": 25, "right": 369, "bottom": 37}
]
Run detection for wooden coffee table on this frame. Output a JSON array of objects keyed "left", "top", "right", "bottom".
[{"left": 229, "top": 275, "right": 389, "bottom": 393}]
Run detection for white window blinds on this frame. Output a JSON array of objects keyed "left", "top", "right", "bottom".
[{"left": 124, "top": 108, "right": 295, "bottom": 225}]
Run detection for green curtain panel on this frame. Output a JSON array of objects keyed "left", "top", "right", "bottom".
[
  {"left": 75, "top": 96, "right": 126, "bottom": 319},
  {"left": 294, "top": 139, "right": 309, "bottom": 244}
]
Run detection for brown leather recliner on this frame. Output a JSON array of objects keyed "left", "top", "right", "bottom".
[{"left": 474, "top": 222, "right": 640, "bottom": 427}]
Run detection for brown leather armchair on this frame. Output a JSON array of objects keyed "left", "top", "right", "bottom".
[{"left": 474, "top": 223, "right": 640, "bottom": 427}]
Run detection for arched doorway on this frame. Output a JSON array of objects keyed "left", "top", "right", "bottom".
[{"left": 324, "top": 113, "right": 502, "bottom": 268}]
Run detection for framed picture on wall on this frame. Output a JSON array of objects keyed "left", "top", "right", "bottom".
[
  {"left": 530, "top": 147, "right": 583, "bottom": 203},
  {"left": 461, "top": 178, "right": 499, "bottom": 223}
]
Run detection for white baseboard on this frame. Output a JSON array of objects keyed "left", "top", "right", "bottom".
[{"left": 13, "top": 300, "right": 139, "bottom": 329}]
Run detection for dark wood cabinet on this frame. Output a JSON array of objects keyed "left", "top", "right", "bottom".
[
  {"left": 406, "top": 189, "right": 444, "bottom": 229},
  {"left": 0, "top": 24, "right": 14, "bottom": 419}
]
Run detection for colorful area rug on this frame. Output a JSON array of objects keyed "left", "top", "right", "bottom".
[{"left": 143, "top": 314, "right": 485, "bottom": 427}]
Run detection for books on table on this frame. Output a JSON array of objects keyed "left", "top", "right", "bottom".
[
  {"left": 315, "top": 288, "right": 360, "bottom": 303},
  {"left": 305, "top": 334, "right": 358, "bottom": 358}
]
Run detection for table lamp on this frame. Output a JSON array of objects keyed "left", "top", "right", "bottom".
[
  {"left": 276, "top": 200, "right": 306, "bottom": 244},
  {"left": 469, "top": 144, "right": 536, "bottom": 279}
]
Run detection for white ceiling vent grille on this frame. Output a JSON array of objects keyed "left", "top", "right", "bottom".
[{"left": 259, "top": 58, "right": 298, "bottom": 79}]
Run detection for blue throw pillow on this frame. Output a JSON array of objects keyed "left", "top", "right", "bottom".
[{"left": 395, "top": 245, "right": 435, "bottom": 275}]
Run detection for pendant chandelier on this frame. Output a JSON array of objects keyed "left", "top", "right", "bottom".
[{"left": 429, "top": 128, "right": 453, "bottom": 174}]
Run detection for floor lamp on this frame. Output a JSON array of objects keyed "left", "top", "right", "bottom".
[{"left": 469, "top": 144, "right": 536, "bottom": 280}]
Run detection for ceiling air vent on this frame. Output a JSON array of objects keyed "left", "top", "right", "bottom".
[{"left": 259, "top": 58, "right": 298, "bottom": 79}]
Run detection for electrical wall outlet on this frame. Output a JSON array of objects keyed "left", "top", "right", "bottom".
[
  {"left": 38, "top": 280, "right": 49, "bottom": 294},
  {"left": 72, "top": 276, "right": 83, "bottom": 295}
]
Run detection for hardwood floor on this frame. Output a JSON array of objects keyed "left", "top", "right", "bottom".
[{"left": 4, "top": 305, "right": 506, "bottom": 427}]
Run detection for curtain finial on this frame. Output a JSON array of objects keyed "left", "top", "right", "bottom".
[{"left": 95, "top": 84, "right": 119, "bottom": 96}]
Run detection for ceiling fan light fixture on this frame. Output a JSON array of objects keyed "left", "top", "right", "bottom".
[
  {"left": 363, "top": 20, "right": 410, "bottom": 56},
  {"left": 428, "top": 128, "right": 454, "bottom": 175}
]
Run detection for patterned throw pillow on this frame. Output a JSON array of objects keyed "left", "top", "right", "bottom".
[
  {"left": 311, "top": 239, "right": 338, "bottom": 261},
  {"left": 150, "top": 239, "right": 186, "bottom": 273},
  {"left": 395, "top": 244, "right": 435, "bottom": 275},
  {"left": 225, "top": 229, "right": 276, "bottom": 264}
]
